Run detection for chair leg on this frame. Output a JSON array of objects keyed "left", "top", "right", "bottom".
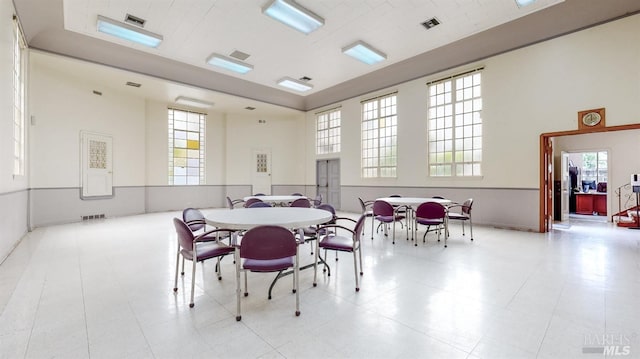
[
  {"left": 392, "top": 221, "right": 396, "bottom": 244},
  {"left": 181, "top": 257, "right": 185, "bottom": 275},
  {"left": 173, "top": 245, "right": 180, "bottom": 292},
  {"left": 371, "top": 216, "right": 374, "bottom": 240},
  {"left": 295, "top": 247, "right": 300, "bottom": 317},
  {"left": 235, "top": 252, "right": 242, "bottom": 321},
  {"left": 189, "top": 259, "right": 197, "bottom": 308},
  {"left": 353, "top": 250, "right": 359, "bottom": 292},
  {"left": 357, "top": 245, "right": 363, "bottom": 276},
  {"left": 469, "top": 219, "right": 473, "bottom": 241},
  {"left": 216, "top": 257, "right": 222, "bottom": 280},
  {"left": 244, "top": 270, "right": 249, "bottom": 297}
]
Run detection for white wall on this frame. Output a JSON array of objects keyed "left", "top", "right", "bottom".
[
  {"left": 305, "top": 14, "right": 640, "bottom": 191},
  {"left": 29, "top": 58, "right": 146, "bottom": 188},
  {"left": 0, "top": 1, "right": 29, "bottom": 261}
]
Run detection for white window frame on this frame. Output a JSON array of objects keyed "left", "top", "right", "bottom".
[
  {"left": 13, "top": 15, "right": 26, "bottom": 177},
  {"left": 316, "top": 108, "right": 341, "bottom": 155},
  {"left": 361, "top": 93, "right": 398, "bottom": 178},
  {"left": 427, "top": 70, "right": 483, "bottom": 177},
  {"left": 168, "top": 108, "right": 206, "bottom": 185}
]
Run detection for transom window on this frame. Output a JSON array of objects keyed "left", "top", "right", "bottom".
[
  {"left": 427, "top": 71, "right": 483, "bottom": 177},
  {"left": 13, "top": 16, "right": 26, "bottom": 176},
  {"left": 168, "top": 109, "right": 205, "bottom": 185},
  {"left": 361, "top": 93, "right": 397, "bottom": 178},
  {"left": 316, "top": 108, "right": 341, "bottom": 154}
]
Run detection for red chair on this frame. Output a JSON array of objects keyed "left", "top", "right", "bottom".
[
  {"left": 315, "top": 215, "right": 366, "bottom": 292},
  {"left": 235, "top": 225, "right": 300, "bottom": 321},
  {"left": 372, "top": 200, "right": 407, "bottom": 244},
  {"left": 172, "top": 218, "right": 235, "bottom": 308},
  {"left": 414, "top": 202, "right": 447, "bottom": 247}
]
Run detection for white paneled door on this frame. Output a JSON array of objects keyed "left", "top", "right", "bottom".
[
  {"left": 316, "top": 159, "right": 340, "bottom": 209},
  {"left": 251, "top": 149, "right": 271, "bottom": 195},
  {"left": 80, "top": 131, "right": 113, "bottom": 198}
]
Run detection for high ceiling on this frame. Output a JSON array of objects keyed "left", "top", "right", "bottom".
[{"left": 14, "top": 0, "right": 640, "bottom": 112}]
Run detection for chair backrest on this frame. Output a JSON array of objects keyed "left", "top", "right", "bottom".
[
  {"left": 291, "top": 192, "right": 303, "bottom": 196},
  {"left": 248, "top": 201, "right": 272, "bottom": 208},
  {"left": 290, "top": 198, "right": 311, "bottom": 208},
  {"left": 415, "top": 202, "right": 446, "bottom": 220},
  {"left": 316, "top": 204, "right": 336, "bottom": 223},
  {"left": 312, "top": 194, "right": 322, "bottom": 207},
  {"left": 353, "top": 215, "right": 366, "bottom": 242},
  {"left": 182, "top": 208, "right": 205, "bottom": 232},
  {"left": 240, "top": 225, "right": 296, "bottom": 260},
  {"left": 226, "top": 196, "right": 242, "bottom": 209},
  {"left": 173, "top": 218, "right": 195, "bottom": 251},
  {"left": 373, "top": 200, "right": 394, "bottom": 216},
  {"left": 244, "top": 198, "right": 264, "bottom": 208},
  {"left": 358, "top": 197, "right": 369, "bottom": 213},
  {"left": 432, "top": 196, "right": 445, "bottom": 199},
  {"left": 389, "top": 194, "right": 402, "bottom": 197},
  {"left": 461, "top": 198, "right": 473, "bottom": 215},
  {"left": 253, "top": 193, "right": 266, "bottom": 196}
]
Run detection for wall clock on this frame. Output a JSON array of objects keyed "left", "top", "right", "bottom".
[{"left": 578, "top": 108, "right": 605, "bottom": 130}]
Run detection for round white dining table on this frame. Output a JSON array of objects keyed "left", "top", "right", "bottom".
[
  {"left": 205, "top": 207, "right": 332, "bottom": 230},
  {"left": 375, "top": 197, "right": 452, "bottom": 207},
  {"left": 243, "top": 195, "right": 307, "bottom": 205}
]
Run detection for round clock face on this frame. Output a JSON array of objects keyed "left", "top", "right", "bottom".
[{"left": 582, "top": 112, "right": 602, "bottom": 126}]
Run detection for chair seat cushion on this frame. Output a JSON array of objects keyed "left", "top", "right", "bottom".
[
  {"left": 243, "top": 257, "right": 294, "bottom": 272},
  {"left": 416, "top": 218, "right": 443, "bottom": 225},
  {"left": 182, "top": 242, "right": 234, "bottom": 261},
  {"left": 448, "top": 213, "right": 469, "bottom": 220},
  {"left": 375, "top": 214, "right": 405, "bottom": 223},
  {"left": 319, "top": 235, "right": 353, "bottom": 251}
]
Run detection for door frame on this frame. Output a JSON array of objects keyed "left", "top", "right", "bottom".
[{"left": 538, "top": 123, "right": 640, "bottom": 232}]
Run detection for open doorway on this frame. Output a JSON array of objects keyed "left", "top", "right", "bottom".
[
  {"left": 539, "top": 123, "right": 640, "bottom": 233},
  {"left": 558, "top": 150, "right": 608, "bottom": 225}
]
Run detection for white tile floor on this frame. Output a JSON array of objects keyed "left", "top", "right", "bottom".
[{"left": 1, "top": 210, "right": 639, "bottom": 359}]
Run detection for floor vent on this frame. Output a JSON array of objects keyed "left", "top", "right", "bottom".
[{"left": 82, "top": 214, "right": 106, "bottom": 221}]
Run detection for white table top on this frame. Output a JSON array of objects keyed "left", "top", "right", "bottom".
[
  {"left": 243, "top": 195, "right": 307, "bottom": 203},
  {"left": 375, "top": 197, "right": 452, "bottom": 207},
  {"left": 205, "top": 207, "right": 333, "bottom": 230}
]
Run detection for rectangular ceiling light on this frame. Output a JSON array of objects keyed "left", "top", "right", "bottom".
[
  {"left": 97, "top": 15, "right": 163, "bottom": 48},
  {"left": 206, "top": 53, "right": 254, "bottom": 74},
  {"left": 262, "top": 0, "right": 324, "bottom": 34},
  {"left": 175, "top": 96, "right": 214, "bottom": 108},
  {"left": 277, "top": 77, "right": 313, "bottom": 92},
  {"left": 515, "top": 0, "right": 537, "bottom": 7},
  {"left": 342, "top": 41, "right": 387, "bottom": 65}
]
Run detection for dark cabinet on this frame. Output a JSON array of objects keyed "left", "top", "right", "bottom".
[{"left": 575, "top": 193, "right": 607, "bottom": 216}]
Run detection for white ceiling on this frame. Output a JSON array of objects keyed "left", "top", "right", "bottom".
[
  {"left": 62, "top": 0, "right": 562, "bottom": 95},
  {"left": 14, "top": 0, "right": 640, "bottom": 112}
]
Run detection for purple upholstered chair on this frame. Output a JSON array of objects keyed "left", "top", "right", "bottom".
[
  {"left": 244, "top": 198, "right": 264, "bottom": 208},
  {"left": 372, "top": 200, "right": 407, "bottom": 244},
  {"left": 173, "top": 218, "right": 235, "bottom": 308},
  {"left": 314, "top": 215, "right": 366, "bottom": 292},
  {"left": 182, "top": 207, "right": 207, "bottom": 233},
  {"left": 415, "top": 202, "right": 447, "bottom": 247},
  {"left": 289, "top": 198, "right": 311, "bottom": 208},
  {"left": 447, "top": 198, "right": 474, "bottom": 242},
  {"left": 358, "top": 198, "right": 374, "bottom": 239},
  {"left": 226, "top": 196, "right": 244, "bottom": 209},
  {"left": 248, "top": 201, "right": 272, "bottom": 208},
  {"left": 235, "top": 225, "right": 299, "bottom": 321}
]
